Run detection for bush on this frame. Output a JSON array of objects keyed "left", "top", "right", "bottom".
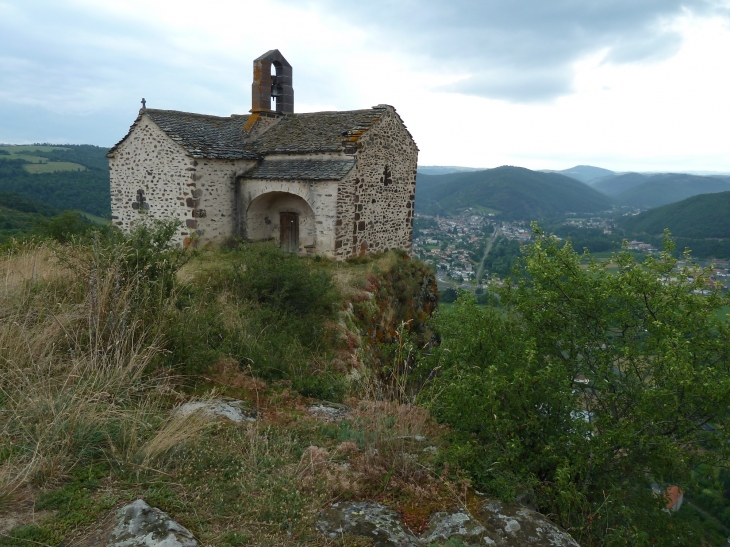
[
  {"left": 161, "top": 242, "right": 346, "bottom": 399},
  {"left": 33, "top": 210, "right": 94, "bottom": 243},
  {"left": 439, "top": 287, "right": 457, "bottom": 303},
  {"left": 234, "top": 244, "right": 339, "bottom": 316},
  {"left": 421, "top": 227, "right": 730, "bottom": 546}
]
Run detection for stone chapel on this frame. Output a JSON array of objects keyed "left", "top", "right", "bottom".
[{"left": 107, "top": 50, "right": 418, "bottom": 259}]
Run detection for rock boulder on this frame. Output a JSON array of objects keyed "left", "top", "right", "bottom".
[
  {"left": 316, "top": 500, "right": 579, "bottom": 547},
  {"left": 107, "top": 499, "right": 197, "bottom": 547}
]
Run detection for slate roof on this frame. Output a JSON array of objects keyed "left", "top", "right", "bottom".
[
  {"left": 108, "top": 104, "right": 403, "bottom": 161},
  {"left": 245, "top": 107, "right": 388, "bottom": 154},
  {"left": 108, "top": 110, "right": 260, "bottom": 160},
  {"left": 243, "top": 159, "right": 355, "bottom": 180}
]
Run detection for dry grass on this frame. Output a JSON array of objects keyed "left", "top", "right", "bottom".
[
  {"left": 0, "top": 241, "right": 457, "bottom": 546},
  {"left": 0, "top": 241, "right": 174, "bottom": 504},
  {"left": 0, "top": 241, "right": 68, "bottom": 295}
]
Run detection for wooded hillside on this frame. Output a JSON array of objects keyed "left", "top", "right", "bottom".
[
  {"left": 0, "top": 145, "right": 110, "bottom": 216},
  {"left": 415, "top": 166, "right": 613, "bottom": 218}
]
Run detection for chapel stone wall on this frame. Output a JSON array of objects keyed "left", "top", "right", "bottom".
[
  {"left": 109, "top": 115, "right": 254, "bottom": 246},
  {"left": 334, "top": 108, "right": 418, "bottom": 259}
]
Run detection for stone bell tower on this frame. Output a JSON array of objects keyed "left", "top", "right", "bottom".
[{"left": 251, "top": 49, "right": 294, "bottom": 114}]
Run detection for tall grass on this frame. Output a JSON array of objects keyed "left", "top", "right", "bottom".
[{"left": 0, "top": 229, "right": 180, "bottom": 504}]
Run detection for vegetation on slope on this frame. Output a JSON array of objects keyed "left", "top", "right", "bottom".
[
  {"left": 592, "top": 172, "right": 650, "bottom": 196},
  {"left": 2, "top": 218, "right": 729, "bottom": 545},
  {"left": 0, "top": 190, "right": 99, "bottom": 244},
  {"left": 0, "top": 189, "right": 59, "bottom": 235},
  {"left": 422, "top": 229, "right": 730, "bottom": 545},
  {"left": 415, "top": 166, "right": 613, "bottom": 219},
  {"left": 609, "top": 173, "right": 730, "bottom": 209},
  {"left": 555, "top": 164, "right": 615, "bottom": 184},
  {"left": 0, "top": 223, "right": 449, "bottom": 547},
  {"left": 620, "top": 190, "right": 730, "bottom": 239},
  {"left": 0, "top": 145, "right": 111, "bottom": 216}
]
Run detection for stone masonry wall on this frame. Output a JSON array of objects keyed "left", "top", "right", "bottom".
[
  {"left": 334, "top": 107, "right": 418, "bottom": 259},
  {"left": 109, "top": 115, "right": 255, "bottom": 246}
]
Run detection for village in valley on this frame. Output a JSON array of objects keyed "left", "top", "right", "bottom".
[{"left": 412, "top": 209, "right": 730, "bottom": 294}]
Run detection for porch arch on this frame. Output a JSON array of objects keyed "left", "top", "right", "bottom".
[{"left": 246, "top": 191, "right": 316, "bottom": 250}]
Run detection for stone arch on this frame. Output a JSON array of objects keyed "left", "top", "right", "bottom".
[{"left": 246, "top": 191, "right": 316, "bottom": 250}]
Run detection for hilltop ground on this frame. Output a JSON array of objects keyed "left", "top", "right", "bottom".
[
  {"left": 0, "top": 228, "right": 468, "bottom": 547},
  {"left": 2, "top": 222, "right": 730, "bottom": 546}
]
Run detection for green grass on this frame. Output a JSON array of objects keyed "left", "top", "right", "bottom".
[
  {"left": 24, "top": 162, "right": 87, "bottom": 174},
  {"left": 580, "top": 250, "right": 646, "bottom": 263},
  {"left": 467, "top": 204, "right": 502, "bottom": 215},
  {"left": 0, "top": 154, "right": 49, "bottom": 163},
  {"left": 0, "top": 145, "right": 70, "bottom": 153},
  {"left": 76, "top": 210, "right": 109, "bottom": 225},
  {"left": 0, "top": 465, "right": 120, "bottom": 547}
]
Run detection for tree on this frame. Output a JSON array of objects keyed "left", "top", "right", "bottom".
[{"left": 422, "top": 226, "right": 730, "bottom": 545}]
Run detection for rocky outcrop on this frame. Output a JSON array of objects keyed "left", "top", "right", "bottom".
[
  {"left": 316, "top": 502, "right": 419, "bottom": 547},
  {"left": 175, "top": 399, "right": 256, "bottom": 423},
  {"left": 107, "top": 499, "right": 197, "bottom": 547},
  {"left": 477, "top": 499, "right": 580, "bottom": 547},
  {"left": 420, "top": 510, "right": 487, "bottom": 545},
  {"left": 316, "top": 500, "right": 578, "bottom": 547}
]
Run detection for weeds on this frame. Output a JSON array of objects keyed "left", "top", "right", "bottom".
[
  {"left": 0, "top": 222, "right": 185, "bottom": 502},
  {"left": 0, "top": 231, "right": 446, "bottom": 546}
]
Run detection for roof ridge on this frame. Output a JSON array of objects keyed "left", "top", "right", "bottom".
[{"left": 146, "top": 108, "right": 248, "bottom": 120}]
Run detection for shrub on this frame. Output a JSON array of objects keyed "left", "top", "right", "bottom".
[
  {"left": 32, "top": 210, "right": 93, "bottom": 243},
  {"left": 161, "top": 242, "right": 346, "bottom": 399},
  {"left": 439, "top": 287, "right": 457, "bottom": 303},
  {"left": 421, "top": 228, "right": 730, "bottom": 545},
  {"left": 233, "top": 243, "right": 339, "bottom": 316}
]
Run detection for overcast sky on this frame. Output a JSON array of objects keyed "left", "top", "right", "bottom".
[{"left": 1, "top": 0, "right": 729, "bottom": 172}]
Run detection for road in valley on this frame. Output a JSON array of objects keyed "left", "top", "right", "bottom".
[{"left": 476, "top": 229, "right": 500, "bottom": 283}]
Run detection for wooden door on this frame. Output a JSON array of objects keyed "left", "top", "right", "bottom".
[{"left": 280, "top": 212, "right": 299, "bottom": 252}]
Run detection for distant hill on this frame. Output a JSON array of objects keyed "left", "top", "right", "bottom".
[
  {"left": 0, "top": 191, "right": 59, "bottom": 242},
  {"left": 0, "top": 145, "right": 110, "bottom": 216},
  {"left": 417, "top": 166, "right": 484, "bottom": 176},
  {"left": 415, "top": 166, "right": 613, "bottom": 219},
  {"left": 592, "top": 173, "right": 649, "bottom": 196},
  {"left": 620, "top": 191, "right": 730, "bottom": 239},
  {"left": 554, "top": 165, "right": 615, "bottom": 184},
  {"left": 611, "top": 173, "right": 730, "bottom": 209}
]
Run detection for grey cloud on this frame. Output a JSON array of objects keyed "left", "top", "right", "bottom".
[
  {"left": 0, "top": 0, "right": 260, "bottom": 145},
  {"left": 0, "top": 1, "right": 340, "bottom": 144},
  {"left": 287, "top": 0, "right": 725, "bottom": 101},
  {"left": 442, "top": 65, "right": 575, "bottom": 103}
]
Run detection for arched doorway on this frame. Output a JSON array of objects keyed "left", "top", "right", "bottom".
[{"left": 246, "top": 191, "right": 315, "bottom": 252}]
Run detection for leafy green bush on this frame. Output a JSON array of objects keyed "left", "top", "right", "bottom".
[
  {"left": 161, "top": 243, "right": 346, "bottom": 400},
  {"left": 61, "top": 218, "right": 189, "bottom": 300},
  {"left": 234, "top": 243, "right": 339, "bottom": 316},
  {"left": 440, "top": 287, "right": 457, "bottom": 303},
  {"left": 421, "top": 226, "right": 730, "bottom": 546},
  {"left": 33, "top": 210, "right": 93, "bottom": 243}
]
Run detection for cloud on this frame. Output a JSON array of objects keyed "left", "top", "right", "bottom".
[
  {"left": 1, "top": 0, "right": 729, "bottom": 160},
  {"left": 284, "top": 0, "right": 726, "bottom": 102}
]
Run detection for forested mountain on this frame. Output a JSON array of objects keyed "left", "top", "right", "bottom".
[
  {"left": 597, "top": 172, "right": 730, "bottom": 209},
  {"left": 620, "top": 190, "right": 730, "bottom": 239},
  {"left": 0, "top": 145, "right": 110, "bottom": 216},
  {"left": 0, "top": 191, "right": 58, "bottom": 241},
  {"left": 592, "top": 172, "right": 649, "bottom": 196},
  {"left": 415, "top": 166, "right": 613, "bottom": 219},
  {"left": 555, "top": 165, "right": 615, "bottom": 184},
  {"left": 417, "top": 165, "right": 483, "bottom": 175}
]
